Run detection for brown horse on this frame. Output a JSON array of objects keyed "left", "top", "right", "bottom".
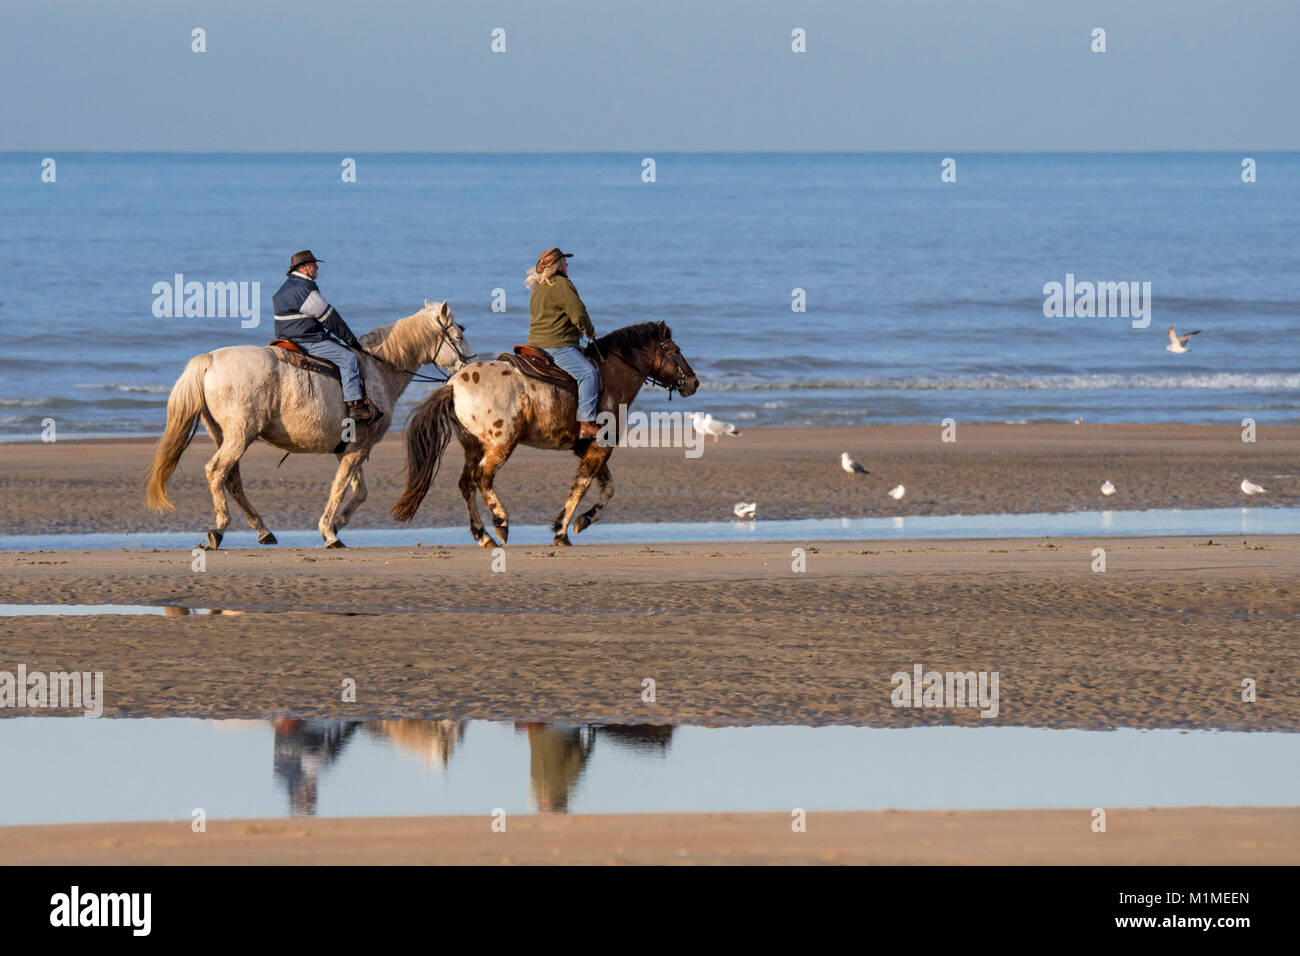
[{"left": 391, "top": 321, "right": 698, "bottom": 546}]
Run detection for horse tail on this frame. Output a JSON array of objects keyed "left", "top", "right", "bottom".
[
  {"left": 391, "top": 384, "right": 457, "bottom": 522},
  {"left": 145, "top": 353, "right": 211, "bottom": 512}
]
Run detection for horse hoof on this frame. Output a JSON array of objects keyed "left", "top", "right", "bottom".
[
  {"left": 325, "top": 538, "right": 346, "bottom": 549},
  {"left": 202, "top": 530, "right": 224, "bottom": 550},
  {"left": 258, "top": 531, "right": 278, "bottom": 545},
  {"left": 553, "top": 535, "right": 572, "bottom": 547},
  {"left": 493, "top": 522, "right": 509, "bottom": 545},
  {"left": 475, "top": 535, "right": 496, "bottom": 549},
  {"left": 573, "top": 515, "right": 591, "bottom": 534}
]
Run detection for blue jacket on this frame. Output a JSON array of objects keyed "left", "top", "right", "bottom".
[{"left": 272, "top": 273, "right": 362, "bottom": 347}]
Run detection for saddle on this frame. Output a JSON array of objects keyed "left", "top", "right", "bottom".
[
  {"left": 268, "top": 339, "right": 341, "bottom": 382},
  {"left": 496, "top": 345, "right": 577, "bottom": 394}
]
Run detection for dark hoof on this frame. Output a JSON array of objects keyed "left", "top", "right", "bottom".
[
  {"left": 493, "top": 521, "right": 509, "bottom": 545},
  {"left": 573, "top": 514, "right": 592, "bottom": 534},
  {"left": 553, "top": 535, "right": 572, "bottom": 547},
  {"left": 325, "top": 538, "right": 346, "bottom": 549},
  {"left": 258, "top": 531, "right": 278, "bottom": 545},
  {"left": 202, "top": 530, "right": 224, "bottom": 550}
]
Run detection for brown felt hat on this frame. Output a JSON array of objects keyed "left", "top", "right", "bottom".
[
  {"left": 287, "top": 250, "right": 323, "bottom": 275},
  {"left": 536, "top": 247, "right": 573, "bottom": 271}
]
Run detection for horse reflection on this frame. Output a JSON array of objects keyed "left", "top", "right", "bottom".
[
  {"left": 267, "top": 718, "right": 670, "bottom": 816},
  {"left": 364, "top": 719, "right": 466, "bottom": 766},
  {"left": 519, "top": 723, "right": 673, "bottom": 813},
  {"left": 271, "top": 718, "right": 361, "bottom": 815}
]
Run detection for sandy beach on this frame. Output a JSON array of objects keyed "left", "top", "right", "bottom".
[
  {"left": 1, "top": 535, "right": 1295, "bottom": 728},
  {"left": 1, "top": 424, "right": 1295, "bottom": 535},
  {"left": 2, "top": 424, "right": 1296, "bottom": 865},
  {"left": 2, "top": 807, "right": 1294, "bottom": 865}
]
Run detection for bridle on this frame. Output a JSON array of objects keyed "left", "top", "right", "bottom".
[
  {"left": 646, "top": 340, "right": 691, "bottom": 399},
  {"left": 603, "top": 338, "right": 690, "bottom": 399},
  {"left": 364, "top": 312, "right": 476, "bottom": 384}
]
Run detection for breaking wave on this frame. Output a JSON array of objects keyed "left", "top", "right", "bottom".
[{"left": 701, "top": 373, "right": 1300, "bottom": 392}]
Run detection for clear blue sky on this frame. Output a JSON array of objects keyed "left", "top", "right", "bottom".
[{"left": 2, "top": 0, "right": 1296, "bottom": 151}]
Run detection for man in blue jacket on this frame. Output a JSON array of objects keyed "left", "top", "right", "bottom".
[{"left": 272, "top": 250, "right": 381, "bottom": 425}]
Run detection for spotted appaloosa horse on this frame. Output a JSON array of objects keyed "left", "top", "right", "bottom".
[{"left": 390, "top": 321, "right": 698, "bottom": 546}]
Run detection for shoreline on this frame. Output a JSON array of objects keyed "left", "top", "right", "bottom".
[
  {"left": 3, "top": 807, "right": 1295, "bottom": 865},
  {"left": 1, "top": 423, "right": 1295, "bottom": 536}
]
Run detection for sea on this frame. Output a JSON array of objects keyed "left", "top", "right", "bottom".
[{"left": 1, "top": 152, "right": 1296, "bottom": 439}]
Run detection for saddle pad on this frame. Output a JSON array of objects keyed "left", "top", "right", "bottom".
[
  {"left": 496, "top": 346, "right": 577, "bottom": 394},
  {"left": 268, "top": 343, "right": 341, "bottom": 381}
]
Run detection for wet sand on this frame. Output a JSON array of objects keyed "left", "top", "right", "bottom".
[
  {"left": 2, "top": 807, "right": 1294, "bottom": 865},
  {"left": 0, "top": 424, "right": 1295, "bottom": 536},
  {"left": 1, "top": 537, "right": 1296, "bottom": 729}
]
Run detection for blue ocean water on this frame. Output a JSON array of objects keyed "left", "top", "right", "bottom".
[{"left": 0, "top": 152, "right": 1296, "bottom": 437}]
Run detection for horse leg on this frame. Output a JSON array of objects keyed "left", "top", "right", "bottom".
[
  {"left": 456, "top": 436, "right": 496, "bottom": 548},
  {"left": 319, "top": 448, "right": 367, "bottom": 548},
  {"left": 336, "top": 465, "right": 367, "bottom": 530},
  {"left": 477, "top": 441, "right": 516, "bottom": 545},
  {"left": 551, "top": 445, "right": 607, "bottom": 546},
  {"left": 573, "top": 458, "right": 614, "bottom": 535},
  {"left": 224, "top": 462, "right": 277, "bottom": 544},
  {"left": 202, "top": 432, "right": 250, "bottom": 550}
]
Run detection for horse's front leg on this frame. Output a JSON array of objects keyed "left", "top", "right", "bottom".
[
  {"left": 319, "top": 448, "right": 367, "bottom": 548},
  {"left": 573, "top": 460, "right": 614, "bottom": 534},
  {"left": 552, "top": 445, "right": 610, "bottom": 546}
]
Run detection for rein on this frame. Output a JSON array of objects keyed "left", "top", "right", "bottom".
[
  {"left": 598, "top": 339, "right": 689, "bottom": 399},
  {"left": 362, "top": 318, "right": 474, "bottom": 383}
]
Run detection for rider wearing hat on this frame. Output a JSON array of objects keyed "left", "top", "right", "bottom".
[
  {"left": 272, "top": 250, "right": 381, "bottom": 425},
  {"left": 525, "top": 248, "right": 600, "bottom": 439}
]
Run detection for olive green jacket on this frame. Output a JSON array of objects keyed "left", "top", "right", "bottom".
[{"left": 527, "top": 275, "right": 596, "bottom": 349}]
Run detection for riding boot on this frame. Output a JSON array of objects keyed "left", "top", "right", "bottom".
[{"left": 346, "top": 399, "right": 382, "bottom": 426}]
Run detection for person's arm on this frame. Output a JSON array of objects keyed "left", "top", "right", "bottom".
[
  {"left": 558, "top": 279, "right": 596, "bottom": 339},
  {"left": 301, "top": 290, "right": 363, "bottom": 349}
]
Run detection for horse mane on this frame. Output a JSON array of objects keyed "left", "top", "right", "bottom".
[
  {"left": 587, "top": 321, "right": 670, "bottom": 362},
  {"left": 360, "top": 305, "right": 442, "bottom": 370}
]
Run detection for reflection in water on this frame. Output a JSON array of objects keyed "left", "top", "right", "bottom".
[
  {"left": 271, "top": 719, "right": 361, "bottom": 815},
  {"left": 266, "top": 718, "right": 672, "bottom": 816},
  {"left": 364, "top": 719, "right": 466, "bottom": 766},
  {"left": 518, "top": 722, "right": 673, "bottom": 813}
]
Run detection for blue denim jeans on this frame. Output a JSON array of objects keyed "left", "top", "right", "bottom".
[
  {"left": 299, "top": 339, "right": 363, "bottom": 402},
  {"left": 543, "top": 346, "right": 600, "bottom": 421}
]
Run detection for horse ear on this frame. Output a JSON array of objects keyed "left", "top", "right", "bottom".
[
  {"left": 439, "top": 300, "right": 450, "bottom": 316},
  {"left": 424, "top": 298, "right": 434, "bottom": 310},
  {"left": 656, "top": 320, "right": 669, "bottom": 337}
]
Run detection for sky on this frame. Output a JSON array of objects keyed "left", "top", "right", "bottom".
[{"left": 1, "top": 0, "right": 1297, "bottom": 152}]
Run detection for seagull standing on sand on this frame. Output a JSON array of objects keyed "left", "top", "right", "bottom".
[
  {"left": 1241, "top": 479, "right": 1267, "bottom": 496},
  {"left": 1166, "top": 325, "right": 1202, "bottom": 354},
  {"left": 841, "top": 452, "right": 868, "bottom": 475},
  {"left": 690, "top": 412, "right": 741, "bottom": 443},
  {"left": 1101, "top": 481, "right": 1116, "bottom": 496},
  {"left": 888, "top": 485, "right": 906, "bottom": 500},
  {"left": 733, "top": 502, "right": 757, "bottom": 519}
]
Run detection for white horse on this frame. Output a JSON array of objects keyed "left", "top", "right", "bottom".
[{"left": 145, "top": 299, "right": 474, "bottom": 548}]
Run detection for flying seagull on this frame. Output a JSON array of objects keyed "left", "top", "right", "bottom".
[
  {"left": 690, "top": 412, "right": 741, "bottom": 443},
  {"left": 733, "top": 501, "right": 756, "bottom": 519},
  {"left": 1241, "top": 479, "right": 1267, "bottom": 496},
  {"left": 1166, "top": 325, "right": 1202, "bottom": 354},
  {"left": 1101, "top": 481, "right": 1116, "bottom": 496},
  {"left": 841, "top": 452, "right": 868, "bottom": 474},
  {"left": 888, "top": 485, "right": 906, "bottom": 500}
]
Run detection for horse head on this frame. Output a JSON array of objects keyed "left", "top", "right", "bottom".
[
  {"left": 423, "top": 299, "right": 476, "bottom": 373},
  {"left": 648, "top": 321, "right": 699, "bottom": 397}
]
